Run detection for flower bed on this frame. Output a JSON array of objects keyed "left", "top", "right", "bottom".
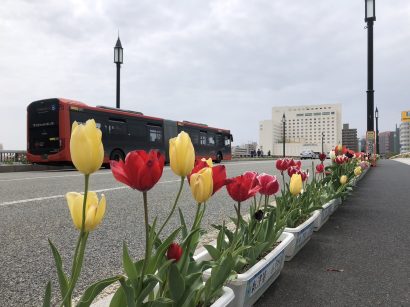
[{"left": 39, "top": 119, "right": 371, "bottom": 307}]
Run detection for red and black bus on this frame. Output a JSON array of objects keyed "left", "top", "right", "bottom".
[{"left": 27, "top": 98, "right": 233, "bottom": 165}]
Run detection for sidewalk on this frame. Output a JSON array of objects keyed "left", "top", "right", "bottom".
[{"left": 255, "top": 159, "right": 410, "bottom": 306}]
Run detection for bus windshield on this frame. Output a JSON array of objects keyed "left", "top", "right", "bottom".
[{"left": 27, "top": 99, "right": 60, "bottom": 155}]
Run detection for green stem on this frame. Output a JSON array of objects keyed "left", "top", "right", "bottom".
[
  {"left": 157, "top": 177, "right": 184, "bottom": 237},
  {"left": 62, "top": 174, "right": 89, "bottom": 307},
  {"left": 234, "top": 202, "right": 241, "bottom": 236},
  {"left": 140, "top": 191, "right": 150, "bottom": 288}
]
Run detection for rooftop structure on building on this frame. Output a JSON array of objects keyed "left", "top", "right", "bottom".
[
  {"left": 342, "top": 123, "right": 358, "bottom": 152},
  {"left": 259, "top": 103, "right": 342, "bottom": 156}
]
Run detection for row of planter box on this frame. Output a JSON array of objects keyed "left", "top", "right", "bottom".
[
  {"left": 91, "top": 168, "right": 369, "bottom": 307},
  {"left": 199, "top": 167, "right": 369, "bottom": 307}
]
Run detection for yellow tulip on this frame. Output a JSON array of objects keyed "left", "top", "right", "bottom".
[
  {"left": 190, "top": 167, "right": 213, "bottom": 203},
  {"left": 66, "top": 192, "right": 106, "bottom": 231},
  {"left": 201, "top": 157, "right": 213, "bottom": 167},
  {"left": 340, "top": 175, "right": 348, "bottom": 185},
  {"left": 70, "top": 119, "right": 104, "bottom": 175},
  {"left": 289, "top": 174, "right": 303, "bottom": 196},
  {"left": 354, "top": 166, "right": 362, "bottom": 176},
  {"left": 169, "top": 131, "right": 195, "bottom": 177}
]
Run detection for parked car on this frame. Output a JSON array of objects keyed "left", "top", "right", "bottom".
[
  {"left": 313, "top": 152, "right": 320, "bottom": 159},
  {"left": 300, "top": 150, "right": 316, "bottom": 159}
]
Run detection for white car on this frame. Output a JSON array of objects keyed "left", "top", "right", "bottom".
[{"left": 300, "top": 150, "right": 315, "bottom": 159}]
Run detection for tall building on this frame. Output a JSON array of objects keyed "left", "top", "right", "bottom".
[
  {"left": 259, "top": 103, "right": 342, "bottom": 156},
  {"left": 378, "top": 131, "right": 395, "bottom": 155},
  {"left": 342, "top": 123, "right": 358, "bottom": 152},
  {"left": 394, "top": 124, "right": 400, "bottom": 153},
  {"left": 400, "top": 111, "right": 410, "bottom": 153}
]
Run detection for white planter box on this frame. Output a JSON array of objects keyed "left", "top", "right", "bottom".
[
  {"left": 314, "top": 201, "right": 333, "bottom": 231},
  {"left": 330, "top": 197, "right": 342, "bottom": 214},
  {"left": 283, "top": 210, "right": 320, "bottom": 261},
  {"left": 196, "top": 232, "right": 294, "bottom": 307},
  {"left": 91, "top": 284, "right": 234, "bottom": 307}
]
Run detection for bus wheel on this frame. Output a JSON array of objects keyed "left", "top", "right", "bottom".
[
  {"left": 216, "top": 152, "right": 223, "bottom": 163},
  {"left": 110, "top": 149, "right": 125, "bottom": 162}
]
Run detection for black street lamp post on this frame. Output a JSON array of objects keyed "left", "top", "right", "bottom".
[
  {"left": 282, "top": 113, "right": 286, "bottom": 158},
  {"left": 321, "top": 132, "right": 325, "bottom": 153},
  {"left": 114, "top": 36, "right": 123, "bottom": 109},
  {"left": 365, "top": 0, "right": 376, "bottom": 132},
  {"left": 375, "top": 107, "right": 379, "bottom": 154}
]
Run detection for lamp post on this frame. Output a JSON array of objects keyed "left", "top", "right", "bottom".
[
  {"left": 282, "top": 113, "right": 286, "bottom": 158},
  {"left": 114, "top": 36, "right": 123, "bottom": 109},
  {"left": 365, "top": 0, "right": 375, "bottom": 132},
  {"left": 375, "top": 107, "right": 379, "bottom": 154},
  {"left": 321, "top": 132, "right": 325, "bottom": 153}
]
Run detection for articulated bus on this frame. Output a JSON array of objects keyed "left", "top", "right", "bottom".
[{"left": 27, "top": 98, "right": 233, "bottom": 165}]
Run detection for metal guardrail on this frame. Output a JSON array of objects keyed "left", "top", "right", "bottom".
[{"left": 0, "top": 150, "right": 28, "bottom": 164}]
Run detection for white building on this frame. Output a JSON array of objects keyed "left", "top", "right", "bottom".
[
  {"left": 400, "top": 122, "right": 410, "bottom": 153},
  {"left": 259, "top": 104, "right": 342, "bottom": 156},
  {"left": 232, "top": 142, "right": 257, "bottom": 157}
]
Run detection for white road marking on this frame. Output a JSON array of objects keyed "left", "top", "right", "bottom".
[{"left": 0, "top": 179, "right": 180, "bottom": 207}]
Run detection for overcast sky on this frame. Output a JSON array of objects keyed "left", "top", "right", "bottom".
[{"left": 1, "top": 0, "right": 409, "bottom": 149}]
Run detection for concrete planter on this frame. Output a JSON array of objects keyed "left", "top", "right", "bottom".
[
  {"left": 196, "top": 232, "right": 294, "bottom": 307},
  {"left": 283, "top": 210, "right": 320, "bottom": 261},
  {"left": 314, "top": 201, "right": 333, "bottom": 231}
]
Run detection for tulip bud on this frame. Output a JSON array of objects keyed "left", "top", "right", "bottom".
[
  {"left": 201, "top": 158, "right": 213, "bottom": 167},
  {"left": 70, "top": 120, "right": 104, "bottom": 175},
  {"left": 289, "top": 174, "right": 303, "bottom": 196},
  {"left": 319, "top": 153, "right": 327, "bottom": 161},
  {"left": 189, "top": 167, "right": 213, "bottom": 203},
  {"left": 169, "top": 131, "right": 195, "bottom": 177},
  {"left": 354, "top": 166, "right": 362, "bottom": 176},
  {"left": 316, "top": 164, "right": 325, "bottom": 173},
  {"left": 166, "top": 242, "right": 183, "bottom": 262},
  {"left": 66, "top": 192, "right": 106, "bottom": 231},
  {"left": 340, "top": 175, "right": 348, "bottom": 185}
]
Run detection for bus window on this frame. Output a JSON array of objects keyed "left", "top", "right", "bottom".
[
  {"left": 208, "top": 135, "right": 215, "bottom": 145},
  {"left": 200, "top": 132, "right": 207, "bottom": 145},
  {"left": 225, "top": 135, "right": 231, "bottom": 146},
  {"left": 109, "top": 120, "right": 127, "bottom": 135},
  {"left": 148, "top": 126, "right": 162, "bottom": 143}
]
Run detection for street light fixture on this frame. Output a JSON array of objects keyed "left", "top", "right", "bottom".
[
  {"left": 114, "top": 36, "right": 123, "bottom": 109},
  {"left": 282, "top": 113, "right": 286, "bottom": 158},
  {"left": 375, "top": 107, "right": 379, "bottom": 154}
]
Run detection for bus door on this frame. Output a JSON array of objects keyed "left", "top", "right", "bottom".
[{"left": 163, "top": 120, "right": 178, "bottom": 162}]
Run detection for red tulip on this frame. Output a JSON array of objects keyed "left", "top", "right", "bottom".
[
  {"left": 335, "top": 156, "right": 345, "bottom": 165},
  {"left": 257, "top": 173, "right": 280, "bottom": 196},
  {"left": 287, "top": 166, "right": 300, "bottom": 177},
  {"left": 188, "top": 160, "right": 227, "bottom": 195},
  {"left": 226, "top": 171, "right": 261, "bottom": 202},
  {"left": 294, "top": 160, "right": 302, "bottom": 168},
  {"left": 319, "top": 153, "right": 327, "bottom": 161},
  {"left": 275, "top": 159, "right": 289, "bottom": 172},
  {"left": 301, "top": 171, "right": 308, "bottom": 182},
  {"left": 316, "top": 164, "right": 325, "bottom": 173},
  {"left": 166, "top": 242, "right": 183, "bottom": 262},
  {"left": 110, "top": 150, "right": 165, "bottom": 192}
]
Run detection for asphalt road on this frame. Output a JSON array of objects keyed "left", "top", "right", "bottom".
[{"left": 0, "top": 159, "right": 320, "bottom": 306}]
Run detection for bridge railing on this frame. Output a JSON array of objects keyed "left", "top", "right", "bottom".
[{"left": 0, "top": 150, "right": 28, "bottom": 164}]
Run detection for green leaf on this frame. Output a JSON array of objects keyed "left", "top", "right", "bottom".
[
  {"left": 209, "top": 253, "right": 234, "bottom": 294},
  {"left": 48, "top": 239, "right": 68, "bottom": 300},
  {"left": 109, "top": 287, "right": 126, "bottom": 307},
  {"left": 142, "top": 297, "right": 174, "bottom": 307},
  {"left": 178, "top": 208, "right": 188, "bottom": 239},
  {"left": 122, "top": 242, "right": 139, "bottom": 281},
  {"left": 204, "top": 245, "right": 221, "bottom": 260},
  {"left": 147, "top": 227, "right": 181, "bottom": 274},
  {"left": 117, "top": 279, "right": 136, "bottom": 307},
  {"left": 136, "top": 278, "right": 159, "bottom": 305},
  {"left": 77, "top": 275, "right": 123, "bottom": 307},
  {"left": 42, "top": 281, "right": 51, "bottom": 307},
  {"left": 168, "top": 263, "right": 185, "bottom": 302}
]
